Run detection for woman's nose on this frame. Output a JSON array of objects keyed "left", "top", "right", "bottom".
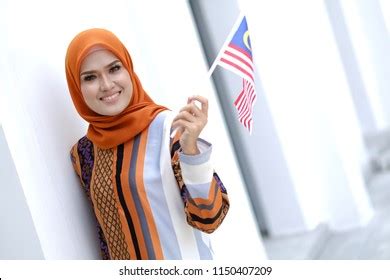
[{"left": 99, "top": 74, "right": 114, "bottom": 91}]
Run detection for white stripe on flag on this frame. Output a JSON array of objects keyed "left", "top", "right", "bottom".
[
  {"left": 225, "top": 45, "right": 254, "bottom": 70},
  {"left": 218, "top": 46, "right": 255, "bottom": 83},
  {"left": 234, "top": 79, "right": 257, "bottom": 134},
  {"left": 217, "top": 61, "right": 254, "bottom": 84},
  {"left": 207, "top": 12, "right": 246, "bottom": 77}
]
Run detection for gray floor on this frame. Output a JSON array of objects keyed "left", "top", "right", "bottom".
[{"left": 263, "top": 171, "right": 390, "bottom": 260}]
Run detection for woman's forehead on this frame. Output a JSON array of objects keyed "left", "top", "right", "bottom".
[
  {"left": 87, "top": 45, "right": 107, "bottom": 54},
  {"left": 80, "top": 49, "right": 120, "bottom": 72}
]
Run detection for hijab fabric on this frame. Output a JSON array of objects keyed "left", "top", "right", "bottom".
[{"left": 65, "top": 28, "right": 167, "bottom": 149}]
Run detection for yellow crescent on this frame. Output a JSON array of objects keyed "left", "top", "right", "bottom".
[{"left": 243, "top": 31, "right": 251, "bottom": 50}]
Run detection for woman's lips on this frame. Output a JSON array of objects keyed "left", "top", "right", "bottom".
[{"left": 100, "top": 91, "right": 121, "bottom": 103}]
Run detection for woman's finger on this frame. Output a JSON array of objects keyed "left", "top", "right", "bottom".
[
  {"left": 173, "top": 111, "right": 197, "bottom": 123},
  {"left": 188, "top": 95, "right": 208, "bottom": 116},
  {"left": 179, "top": 102, "right": 204, "bottom": 118},
  {"left": 171, "top": 119, "right": 193, "bottom": 134}
]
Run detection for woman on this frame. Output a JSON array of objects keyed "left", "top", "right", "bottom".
[{"left": 66, "top": 28, "right": 229, "bottom": 260}]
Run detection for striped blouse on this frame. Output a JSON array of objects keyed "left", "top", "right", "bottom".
[{"left": 70, "top": 110, "right": 229, "bottom": 260}]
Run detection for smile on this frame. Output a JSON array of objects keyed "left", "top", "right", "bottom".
[{"left": 100, "top": 91, "right": 121, "bottom": 102}]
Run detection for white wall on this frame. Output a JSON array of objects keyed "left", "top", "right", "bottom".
[{"left": 0, "top": 0, "right": 265, "bottom": 259}]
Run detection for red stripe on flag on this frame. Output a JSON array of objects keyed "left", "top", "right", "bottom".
[
  {"left": 220, "top": 58, "right": 254, "bottom": 82},
  {"left": 228, "top": 43, "right": 253, "bottom": 61},
  {"left": 234, "top": 79, "right": 257, "bottom": 133},
  {"left": 224, "top": 50, "right": 254, "bottom": 72}
]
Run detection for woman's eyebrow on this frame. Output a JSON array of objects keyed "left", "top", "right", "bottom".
[{"left": 80, "top": 60, "right": 121, "bottom": 76}]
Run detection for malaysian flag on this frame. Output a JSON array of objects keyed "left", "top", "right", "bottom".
[
  {"left": 208, "top": 14, "right": 257, "bottom": 134},
  {"left": 234, "top": 79, "right": 257, "bottom": 133}
]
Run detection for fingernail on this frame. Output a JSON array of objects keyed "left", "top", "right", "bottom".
[{"left": 170, "top": 128, "right": 178, "bottom": 138}]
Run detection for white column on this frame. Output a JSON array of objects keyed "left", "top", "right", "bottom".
[
  {"left": 125, "top": 0, "right": 266, "bottom": 261},
  {"left": 0, "top": 127, "right": 44, "bottom": 259},
  {"left": 239, "top": 0, "right": 373, "bottom": 233},
  {"left": 324, "top": 0, "right": 377, "bottom": 134},
  {"left": 192, "top": 0, "right": 309, "bottom": 237},
  {"left": 340, "top": 0, "right": 390, "bottom": 131}
]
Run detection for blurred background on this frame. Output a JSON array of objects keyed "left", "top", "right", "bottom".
[{"left": 0, "top": 0, "right": 390, "bottom": 259}]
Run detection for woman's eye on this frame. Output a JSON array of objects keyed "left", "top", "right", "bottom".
[
  {"left": 83, "top": 75, "right": 96, "bottom": 82},
  {"left": 110, "top": 65, "right": 121, "bottom": 73}
]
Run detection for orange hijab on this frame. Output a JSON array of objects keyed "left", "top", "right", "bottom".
[{"left": 65, "top": 28, "right": 167, "bottom": 149}]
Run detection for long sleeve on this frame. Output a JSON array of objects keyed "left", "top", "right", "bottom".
[
  {"left": 69, "top": 139, "right": 94, "bottom": 199},
  {"left": 70, "top": 143, "right": 86, "bottom": 191},
  {"left": 69, "top": 138, "right": 110, "bottom": 260},
  {"left": 170, "top": 135, "right": 230, "bottom": 234}
]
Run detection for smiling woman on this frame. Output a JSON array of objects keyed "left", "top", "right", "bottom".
[
  {"left": 79, "top": 50, "right": 133, "bottom": 116},
  {"left": 65, "top": 28, "right": 230, "bottom": 260}
]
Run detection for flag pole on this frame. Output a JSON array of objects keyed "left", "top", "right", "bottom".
[{"left": 207, "top": 11, "right": 245, "bottom": 78}]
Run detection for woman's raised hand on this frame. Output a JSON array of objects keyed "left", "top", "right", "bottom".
[{"left": 172, "top": 95, "right": 208, "bottom": 155}]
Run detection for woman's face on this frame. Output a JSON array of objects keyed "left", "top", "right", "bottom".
[{"left": 79, "top": 49, "right": 133, "bottom": 116}]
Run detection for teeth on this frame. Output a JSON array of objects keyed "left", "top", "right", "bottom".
[{"left": 101, "top": 91, "right": 120, "bottom": 101}]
